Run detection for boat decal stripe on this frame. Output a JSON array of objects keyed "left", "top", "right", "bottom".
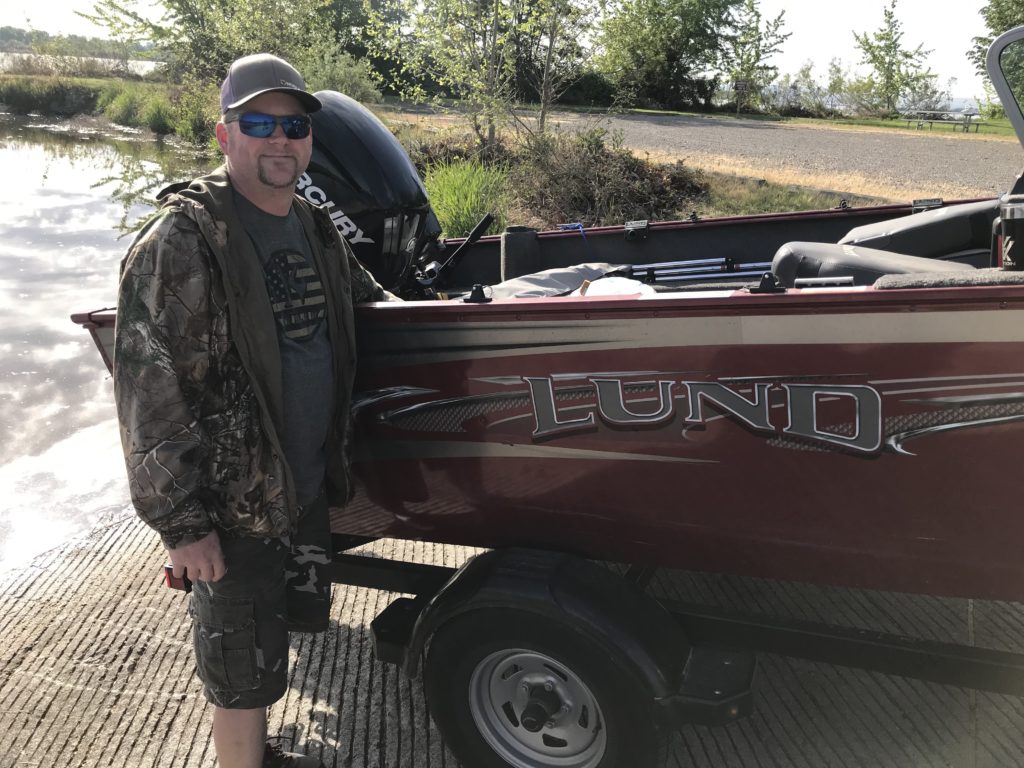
[
  {"left": 887, "top": 414, "right": 1024, "bottom": 455},
  {"left": 871, "top": 372, "right": 1024, "bottom": 385},
  {"left": 902, "top": 393, "right": 1024, "bottom": 405},
  {"left": 884, "top": 382, "right": 1024, "bottom": 396},
  {"left": 354, "top": 440, "right": 717, "bottom": 464},
  {"left": 362, "top": 311, "right": 1024, "bottom": 365}
]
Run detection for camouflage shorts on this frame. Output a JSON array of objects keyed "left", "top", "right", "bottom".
[{"left": 188, "top": 493, "right": 331, "bottom": 709}]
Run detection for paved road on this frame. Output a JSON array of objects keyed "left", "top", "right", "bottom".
[{"left": 553, "top": 112, "right": 1023, "bottom": 200}]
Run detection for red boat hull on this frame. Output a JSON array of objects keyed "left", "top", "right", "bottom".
[{"left": 341, "top": 285, "right": 1024, "bottom": 601}]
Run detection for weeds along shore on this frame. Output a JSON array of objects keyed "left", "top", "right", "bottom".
[{"left": 1, "top": 71, "right": 883, "bottom": 233}]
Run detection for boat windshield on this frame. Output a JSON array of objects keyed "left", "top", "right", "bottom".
[{"left": 987, "top": 26, "right": 1024, "bottom": 148}]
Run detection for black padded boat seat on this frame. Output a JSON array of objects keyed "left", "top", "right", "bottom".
[
  {"left": 772, "top": 242, "right": 975, "bottom": 287},
  {"left": 838, "top": 198, "right": 998, "bottom": 262}
]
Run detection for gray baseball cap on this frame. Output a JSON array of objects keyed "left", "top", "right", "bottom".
[{"left": 220, "top": 53, "right": 322, "bottom": 113}]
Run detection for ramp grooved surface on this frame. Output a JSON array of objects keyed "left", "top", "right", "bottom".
[{"left": 1, "top": 511, "right": 1022, "bottom": 766}]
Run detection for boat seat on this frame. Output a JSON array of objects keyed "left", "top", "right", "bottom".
[
  {"left": 839, "top": 198, "right": 999, "bottom": 266},
  {"left": 772, "top": 242, "right": 976, "bottom": 288}
]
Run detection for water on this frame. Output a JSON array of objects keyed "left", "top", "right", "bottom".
[{"left": 0, "top": 113, "right": 209, "bottom": 571}]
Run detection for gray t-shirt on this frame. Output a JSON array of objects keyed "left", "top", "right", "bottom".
[{"left": 234, "top": 191, "right": 334, "bottom": 506}]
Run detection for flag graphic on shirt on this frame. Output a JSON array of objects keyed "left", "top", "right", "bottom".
[{"left": 263, "top": 249, "right": 326, "bottom": 341}]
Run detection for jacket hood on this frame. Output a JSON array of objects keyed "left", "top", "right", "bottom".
[{"left": 157, "top": 165, "right": 234, "bottom": 221}]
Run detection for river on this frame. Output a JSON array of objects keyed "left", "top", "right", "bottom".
[{"left": 0, "top": 112, "right": 208, "bottom": 572}]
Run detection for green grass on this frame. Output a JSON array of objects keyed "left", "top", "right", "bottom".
[
  {"left": 424, "top": 159, "right": 509, "bottom": 238},
  {"left": 141, "top": 97, "right": 175, "bottom": 135},
  {"left": 551, "top": 102, "right": 1018, "bottom": 138},
  {"left": 0, "top": 73, "right": 210, "bottom": 140},
  {"left": 0, "top": 74, "right": 181, "bottom": 127},
  {"left": 793, "top": 115, "right": 1017, "bottom": 138},
  {"left": 694, "top": 172, "right": 881, "bottom": 219},
  {"left": 103, "top": 88, "right": 146, "bottom": 125},
  {"left": 0, "top": 73, "right": 105, "bottom": 115}
]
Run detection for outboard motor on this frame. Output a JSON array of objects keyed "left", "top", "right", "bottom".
[{"left": 299, "top": 90, "right": 441, "bottom": 292}]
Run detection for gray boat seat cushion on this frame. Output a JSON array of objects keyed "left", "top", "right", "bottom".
[
  {"left": 772, "top": 242, "right": 975, "bottom": 287},
  {"left": 838, "top": 198, "right": 999, "bottom": 261}
]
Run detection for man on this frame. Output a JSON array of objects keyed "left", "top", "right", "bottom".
[{"left": 114, "top": 53, "right": 392, "bottom": 768}]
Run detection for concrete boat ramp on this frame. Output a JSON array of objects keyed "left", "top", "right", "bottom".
[{"left": 1, "top": 509, "right": 1023, "bottom": 767}]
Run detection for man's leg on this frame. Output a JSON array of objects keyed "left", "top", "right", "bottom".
[
  {"left": 213, "top": 706, "right": 267, "bottom": 768},
  {"left": 189, "top": 534, "right": 291, "bottom": 765}
]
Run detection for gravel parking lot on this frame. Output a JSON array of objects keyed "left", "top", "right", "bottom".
[{"left": 545, "top": 112, "right": 1022, "bottom": 201}]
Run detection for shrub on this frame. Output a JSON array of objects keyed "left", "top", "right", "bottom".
[
  {"left": 104, "top": 88, "right": 145, "bottom": 126},
  {"left": 142, "top": 96, "right": 174, "bottom": 135},
  {"left": 509, "top": 128, "right": 706, "bottom": 227},
  {"left": 559, "top": 71, "right": 617, "bottom": 108},
  {"left": 172, "top": 79, "right": 220, "bottom": 146},
  {"left": 424, "top": 159, "right": 509, "bottom": 238},
  {"left": 400, "top": 126, "right": 707, "bottom": 230},
  {"left": 401, "top": 129, "right": 508, "bottom": 176},
  {"left": 299, "top": 42, "right": 382, "bottom": 104},
  {"left": 96, "top": 80, "right": 124, "bottom": 112}
]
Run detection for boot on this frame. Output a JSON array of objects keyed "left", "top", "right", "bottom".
[{"left": 262, "top": 740, "right": 325, "bottom": 768}]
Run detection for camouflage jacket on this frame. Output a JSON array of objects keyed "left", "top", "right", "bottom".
[{"left": 114, "top": 167, "right": 390, "bottom": 549}]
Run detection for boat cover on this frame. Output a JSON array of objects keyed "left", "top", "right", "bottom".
[{"left": 487, "top": 262, "right": 627, "bottom": 298}]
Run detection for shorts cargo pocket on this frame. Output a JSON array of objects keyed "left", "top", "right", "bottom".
[{"left": 189, "top": 590, "right": 261, "bottom": 693}]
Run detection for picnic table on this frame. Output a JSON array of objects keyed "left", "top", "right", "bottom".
[{"left": 901, "top": 110, "right": 984, "bottom": 133}]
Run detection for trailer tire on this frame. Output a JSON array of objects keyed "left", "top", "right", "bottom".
[{"left": 424, "top": 608, "right": 669, "bottom": 768}]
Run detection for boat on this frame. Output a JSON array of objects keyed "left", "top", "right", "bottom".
[
  {"left": 74, "top": 27, "right": 1024, "bottom": 604},
  {"left": 72, "top": 26, "right": 1024, "bottom": 768}
]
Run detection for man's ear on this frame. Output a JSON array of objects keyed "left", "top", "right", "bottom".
[{"left": 215, "top": 121, "right": 229, "bottom": 154}]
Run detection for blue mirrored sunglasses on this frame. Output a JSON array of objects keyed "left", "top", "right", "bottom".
[{"left": 228, "top": 112, "right": 311, "bottom": 139}]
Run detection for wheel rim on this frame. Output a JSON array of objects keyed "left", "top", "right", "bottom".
[{"left": 467, "top": 648, "right": 608, "bottom": 768}]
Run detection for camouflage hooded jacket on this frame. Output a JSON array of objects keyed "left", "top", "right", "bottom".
[{"left": 114, "top": 167, "right": 390, "bottom": 549}]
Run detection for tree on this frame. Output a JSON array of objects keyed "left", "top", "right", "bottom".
[
  {"left": 366, "top": 0, "right": 521, "bottom": 151},
  {"left": 969, "top": 0, "right": 1024, "bottom": 78},
  {"left": 82, "top": 0, "right": 336, "bottom": 83},
  {"left": 324, "top": 0, "right": 407, "bottom": 89},
  {"left": 826, "top": 58, "right": 847, "bottom": 113},
  {"left": 765, "top": 61, "right": 824, "bottom": 117},
  {"left": 852, "top": 0, "right": 933, "bottom": 115},
  {"left": 298, "top": 40, "right": 382, "bottom": 102},
  {"left": 723, "top": 0, "right": 790, "bottom": 111},
  {"left": 597, "top": 0, "right": 742, "bottom": 110},
  {"left": 511, "top": 0, "right": 597, "bottom": 131},
  {"left": 0, "top": 27, "right": 34, "bottom": 53},
  {"left": 902, "top": 76, "right": 952, "bottom": 114}
]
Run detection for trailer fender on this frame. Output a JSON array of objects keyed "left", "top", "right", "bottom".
[{"left": 396, "top": 548, "right": 690, "bottom": 702}]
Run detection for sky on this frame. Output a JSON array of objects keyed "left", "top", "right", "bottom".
[
  {"left": 0, "top": 0, "right": 993, "bottom": 98},
  {"left": 757, "top": 0, "right": 988, "bottom": 98}
]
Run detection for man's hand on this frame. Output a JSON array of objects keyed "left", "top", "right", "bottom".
[{"left": 168, "top": 531, "right": 226, "bottom": 583}]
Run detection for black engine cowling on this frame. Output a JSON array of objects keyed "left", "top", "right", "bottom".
[{"left": 299, "top": 90, "right": 440, "bottom": 291}]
